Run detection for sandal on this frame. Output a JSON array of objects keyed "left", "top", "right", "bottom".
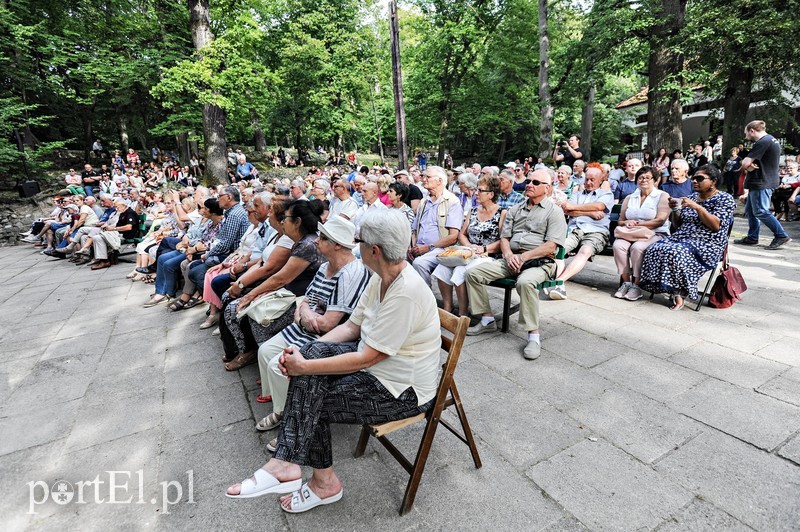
[
  {"left": 143, "top": 275, "right": 155, "bottom": 284},
  {"left": 225, "top": 351, "right": 257, "bottom": 371},
  {"left": 669, "top": 294, "right": 685, "bottom": 311},
  {"left": 144, "top": 295, "right": 170, "bottom": 308},
  {"left": 256, "top": 394, "right": 271, "bottom": 403},
  {"left": 282, "top": 483, "right": 343, "bottom": 513},
  {"left": 168, "top": 299, "right": 189, "bottom": 311},
  {"left": 199, "top": 315, "right": 219, "bottom": 329},
  {"left": 126, "top": 270, "right": 139, "bottom": 279},
  {"left": 225, "top": 469, "right": 301, "bottom": 499},
  {"left": 256, "top": 412, "right": 282, "bottom": 431},
  {"left": 184, "top": 296, "right": 204, "bottom": 309}
]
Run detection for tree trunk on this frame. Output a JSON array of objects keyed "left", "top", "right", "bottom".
[
  {"left": 580, "top": 83, "right": 596, "bottom": 161},
  {"left": 177, "top": 132, "right": 189, "bottom": 164},
  {"left": 646, "top": 0, "right": 687, "bottom": 155},
  {"left": 722, "top": 67, "right": 754, "bottom": 158},
  {"left": 389, "top": 0, "right": 408, "bottom": 169},
  {"left": 369, "top": 82, "right": 385, "bottom": 164},
  {"left": 537, "top": 0, "right": 554, "bottom": 161},
  {"left": 437, "top": 102, "right": 449, "bottom": 166},
  {"left": 251, "top": 109, "right": 267, "bottom": 152},
  {"left": 189, "top": 0, "right": 226, "bottom": 184},
  {"left": 119, "top": 116, "right": 129, "bottom": 153},
  {"left": 83, "top": 116, "right": 93, "bottom": 163},
  {"left": 498, "top": 130, "right": 508, "bottom": 163}
]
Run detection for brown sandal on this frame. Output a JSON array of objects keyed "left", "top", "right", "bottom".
[{"left": 225, "top": 351, "right": 257, "bottom": 371}]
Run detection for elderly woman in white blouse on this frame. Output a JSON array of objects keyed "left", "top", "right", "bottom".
[
  {"left": 225, "top": 209, "right": 441, "bottom": 514},
  {"left": 612, "top": 165, "right": 671, "bottom": 301}
]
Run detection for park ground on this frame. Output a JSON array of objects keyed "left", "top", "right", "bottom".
[{"left": 0, "top": 217, "right": 799, "bottom": 531}]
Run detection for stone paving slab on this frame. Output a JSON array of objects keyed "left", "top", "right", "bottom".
[
  {"left": 778, "top": 433, "right": 800, "bottom": 465},
  {"left": 567, "top": 387, "right": 703, "bottom": 464},
  {"left": 670, "top": 378, "right": 800, "bottom": 451},
  {"left": 757, "top": 375, "right": 800, "bottom": 407},
  {"left": 593, "top": 351, "right": 707, "bottom": 403},
  {"left": 656, "top": 429, "right": 800, "bottom": 531},
  {"left": 670, "top": 340, "right": 789, "bottom": 389},
  {"left": 655, "top": 498, "right": 751, "bottom": 531},
  {"left": 528, "top": 439, "right": 693, "bottom": 530}
]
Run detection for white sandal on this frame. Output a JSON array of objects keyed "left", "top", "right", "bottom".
[
  {"left": 282, "top": 482, "right": 343, "bottom": 513},
  {"left": 225, "top": 468, "right": 301, "bottom": 499},
  {"left": 256, "top": 412, "right": 283, "bottom": 432}
]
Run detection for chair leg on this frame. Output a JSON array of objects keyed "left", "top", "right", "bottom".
[
  {"left": 399, "top": 416, "right": 441, "bottom": 515},
  {"left": 354, "top": 425, "right": 370, "bottom": 458},
  {"left": 448, "top": 384, "right": 482, "bottom": 469},
  {"left": 694, "top": 265, "right": 719, "bottom": 312},
  {"left": 501, "top": 287, "right": 511, "bottom": 333}
]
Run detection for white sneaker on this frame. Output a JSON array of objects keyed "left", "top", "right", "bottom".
[
  {"left": 614, "top": 282, "right": 631, "bottom": 299},
  {"left": 22, "top": 236, "right": 41, "bottom": 243},
  {"left": 548, "top": 285, "right": 567, "bottom": 300},
  {"left": 624, "top": 285, "right": 643, "bottom": 301},
  {"left": 467, "top": 320, "right": 497, "bottom": 336}
]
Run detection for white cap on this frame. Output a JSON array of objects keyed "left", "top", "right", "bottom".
[{"left": 504, "top": 161, "right": 516, "bottom": 169}]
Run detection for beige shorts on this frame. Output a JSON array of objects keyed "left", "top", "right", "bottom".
[{"left": 563, "top": 228, "right": 609, "bottom": 256}]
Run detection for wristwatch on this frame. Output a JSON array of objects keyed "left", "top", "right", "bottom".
[{"left": 236, "top": 280, "right": 245, "bottom": 290}]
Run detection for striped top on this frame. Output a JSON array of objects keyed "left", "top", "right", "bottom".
[{"left": 280, "top": 259, "right": 371, "bottom": 347}]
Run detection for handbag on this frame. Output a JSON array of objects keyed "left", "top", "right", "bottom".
[
  {"left": 708, "top": 247, "right": 747, "bottom": 309},
  {"left": 236, "top": 288, "right": 299, "bottom": 326},
  {"left": 614, "top": 225, "right": 655, "bottom": 241}
]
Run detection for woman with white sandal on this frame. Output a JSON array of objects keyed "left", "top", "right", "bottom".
[{"left": 225, "top": 209, "right": 441, "bottom": 513}]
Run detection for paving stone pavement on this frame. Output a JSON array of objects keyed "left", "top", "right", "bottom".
[{"left": 1, "top": 217, "right": 799, "bottom": 531}]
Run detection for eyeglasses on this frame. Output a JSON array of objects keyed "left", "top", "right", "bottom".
[
  {"left": 281, "top": 215, "right": 298, "bottom": 223},
  {"left": 692, "top": 174, "right": 710, "bottom": 182},
  {"left": 477, "top": 188, "right": 491, "bottom": 193},
  {"left": 526, "top": 179, "right": 550, "bottom": 186},
  {"left": 637, "top": 175, "right": 654, "bottom": 181},
  {"left": 219, "top": 193, "right": 231, "bottom": 199}
]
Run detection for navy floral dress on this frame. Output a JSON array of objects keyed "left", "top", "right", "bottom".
[{"left": 640, "top": 192, "right": 735, "bottom": 299}]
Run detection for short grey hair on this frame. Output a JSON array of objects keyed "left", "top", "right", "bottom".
[
  {"left": 557, "top": 165, "right": 572, "bottom": 175},
  {"left": 573, "top": 160, "right": 586, "bottom": 169},
  {"left": 544, "top": 167, "right": 557, "bottom": 182},
  {"left": 98, "top": 193, "right": 113, "bottom": 203},
  {"left": 223, "top": 185, "right": 241, "bottom": 202},
  {"left": 291, "top": 179, "right": 307, "bottom": 192},
  {"left": 499, "top": 169, "right": 515, "bottom": 180},
  {"left": 313, "top": 179, "right": 330, "bottom": 192},
  {"left": 359, "top": 209, "right": 410, "bottom": 263},
  {"left": 254, "top": 191, "right": 273, "bottom": 206},
  {"left": 458, "top": 172, "right": 478, "bottom": 189},
  {"left": 425, "top": 165, "right": 448, "bottom": 183},
  {"left": 670, "top": 158, "right": 689, "bottom": 172}
]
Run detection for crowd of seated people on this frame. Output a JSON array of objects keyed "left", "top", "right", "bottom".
[{"left": 18, "top": 140, "right": 750, "bottom": 512}]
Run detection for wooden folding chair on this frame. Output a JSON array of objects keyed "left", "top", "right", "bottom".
[{"left": 353, "top": 309, "right": 482, "bottom": 515}]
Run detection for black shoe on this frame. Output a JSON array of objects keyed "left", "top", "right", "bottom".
[
  {"left": 765, "top": 236, "right": 792, "bottom": 250},
  {"left": 733, "top": 237, "right": 758, "bottom": 246},
  {"left": 135, "top": 266, "right": 151, "bottom": 274},
  {"left": 50, "top": 250, "right": 67, "bottom": 260}
]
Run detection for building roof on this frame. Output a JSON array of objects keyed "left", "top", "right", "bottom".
[{"left": 615, "top": 86, "right": 648, "bottom": 109}]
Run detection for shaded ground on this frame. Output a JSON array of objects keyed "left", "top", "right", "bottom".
[{"left": 1, "top": 217, "right": 798, "bottom": 531}]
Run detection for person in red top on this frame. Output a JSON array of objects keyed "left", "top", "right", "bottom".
[{"left": 126, "top": 148, "right": 140, "bottom": 168}]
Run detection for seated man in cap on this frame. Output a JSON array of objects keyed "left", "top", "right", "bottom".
[
  {"left": 545, "top": 167, "right": 613, "bottom": 300},
  {"left": 394, "top": 170, "right": 423, "bottom": 211},
  {"left": 408, "top": 166, "right": 463, "bottom": 285},
  {"left": 466, "top": 169, "right": 567, "bottom": 360},
  {"left": 89, "top": 198, "right": 141, "bottom": 270}
]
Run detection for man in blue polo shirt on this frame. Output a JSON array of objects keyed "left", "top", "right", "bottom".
[{"left": 546, "top": 167, "right": 614, "bottom": 300}]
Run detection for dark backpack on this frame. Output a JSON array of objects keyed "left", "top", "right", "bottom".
[{"left": 708, "top": 247, "right": 747, "bottom": 309}]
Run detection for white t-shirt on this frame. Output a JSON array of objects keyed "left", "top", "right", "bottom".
[
  {"left": 329, "top": 197, "right": 359, "bottom": 220},
  {"left": 350, "top": 265, "right": 441, "bottom": 405}
]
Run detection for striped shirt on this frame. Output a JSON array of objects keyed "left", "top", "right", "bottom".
[{"left": 281, "top": 259, "right": 371, "bottom": 348}]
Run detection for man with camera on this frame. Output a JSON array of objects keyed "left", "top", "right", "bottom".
[{"left": 553, "top": 135, "right": 584, "bottom": 170}]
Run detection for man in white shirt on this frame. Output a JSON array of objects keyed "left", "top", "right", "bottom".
[
  {"left": 328, "top": 179, "right": 359, "bottom": 220},
  {"left": 352, "top": 182, "right": 386, "bottom": 230},
  {"left": 546, "top": 167, "right": 614, "bottom": 300}
]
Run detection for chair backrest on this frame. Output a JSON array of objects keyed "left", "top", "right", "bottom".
[{"left": 435, "top": 309, "right": 470, "bottom": 401}]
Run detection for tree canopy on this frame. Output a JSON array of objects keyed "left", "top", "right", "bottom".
[{"left": 1, "top": 0, "right": 797, "bottom": 184}]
